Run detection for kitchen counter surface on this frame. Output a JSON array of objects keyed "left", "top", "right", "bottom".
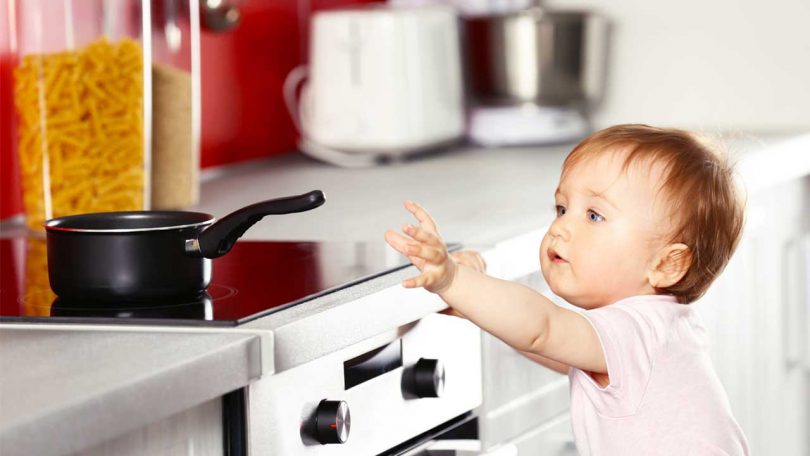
[
  {"left": 193, "top": 132, "right": 810, "bottom": 245},
  {"left": 0, "top": 325, "right": 261, "bottom": 456},
  {"left": 0, "top": 132, "right": 807, "bottom": 454}
]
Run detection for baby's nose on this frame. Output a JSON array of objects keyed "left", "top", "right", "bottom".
[{"left": 548, "top": 218, "right": 571, "bottom": 241}]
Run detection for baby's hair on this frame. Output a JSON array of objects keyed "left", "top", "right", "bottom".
[{"left": 563, "top": 124, "right": 745, "bottom": 304}]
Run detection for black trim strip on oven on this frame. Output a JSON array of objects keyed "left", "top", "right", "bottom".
[
  {"left": 377, "top": 412, "right": 478, "bottom": 456},
  {"left": 223, "top": 388, "right": 247, "bottom": 456}
]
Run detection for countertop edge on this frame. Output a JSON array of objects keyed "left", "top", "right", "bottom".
[{"left": 0, "top": 329, "right": 262, "bottom": 456}]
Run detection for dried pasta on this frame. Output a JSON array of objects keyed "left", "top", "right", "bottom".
[{"left": 14, "top": 37, "right": 145, "bottom": 231}]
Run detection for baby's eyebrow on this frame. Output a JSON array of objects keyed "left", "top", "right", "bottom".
[
  {"left": 587, "top": 189, "right": 619, "bottom": 210},
  {"left": 555, "top": 187, "right": 619, "bottom": 211}
]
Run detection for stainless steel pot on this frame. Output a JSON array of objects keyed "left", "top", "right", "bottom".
[{"left": 463, "top": 8, "right": 609, "bottom": 107}]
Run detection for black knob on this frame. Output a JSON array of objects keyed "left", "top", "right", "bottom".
[
  {"left": 314, "top": 400, "right": 351, "bottom": 444},
  {"left": 413, "top": 358, "right": 445, "bottom": 398}
]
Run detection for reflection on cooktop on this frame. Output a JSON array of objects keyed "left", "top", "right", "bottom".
[
  {"left": 0, "top": 238, "right": 416, "bottom": 326},
  {"left": 18, "top": 284, "right": 238, "bottom": 320},
  {"left": 50, "top": 293, "right": 214, "bottom": 319},
  {"left": 47, "top": 283, "right": 240, "bottom": 320}
]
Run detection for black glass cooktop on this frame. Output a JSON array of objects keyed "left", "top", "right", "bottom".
[{"left": 0, "top": 236, "right": 427, "bottom": 327}]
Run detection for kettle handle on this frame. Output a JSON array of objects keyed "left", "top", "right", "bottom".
[
  {"left": 280, "top": 64, "right": 380, "bottom": 168},
  {"left": 283, "top": 64, "right": 309, "bottom": 133}
]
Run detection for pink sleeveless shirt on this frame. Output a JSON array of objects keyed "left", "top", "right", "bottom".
[{"left": 569, "top": 295, "right": 749, "bottom": 455}]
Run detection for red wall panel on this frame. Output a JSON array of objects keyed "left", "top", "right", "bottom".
[
  {"left": 200, "top": 1, "right": 302, "bottom": 168},
  {"left": 0, "top": 0, "right": 23, "bottom": 220},
  {"left": 199, "top": 0, "right": 381, "bottom": 168}
]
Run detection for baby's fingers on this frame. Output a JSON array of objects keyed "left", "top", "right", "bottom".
[
  {"left": 404, "top": 200, "right": 439, "bottom": 235},
  {"left": 385, "top": 229, "right": 427, "bottom": 268},
  {"left": 403, "top": 223, "right": 441, "bottom": 246},
  {"left": 385, "top": 229, "right": 413, "bottom": 254},
  {"left": 403, "top": 272, "right": 434, "bottom": 289},
  {"left": 406, "top": 242, "right": 445, "bottom": 264}
]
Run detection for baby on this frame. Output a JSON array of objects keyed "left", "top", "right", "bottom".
[{"left": 385, "top": 124, "right": 749, "bottom": 455}]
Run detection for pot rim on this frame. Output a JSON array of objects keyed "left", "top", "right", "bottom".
[{"left": 44, "top": 211, "right": 216, "bottom": 234}]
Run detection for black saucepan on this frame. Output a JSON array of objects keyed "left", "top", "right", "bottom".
[{"left": 44, "top": 190, "right": 325, "bottom": 302}]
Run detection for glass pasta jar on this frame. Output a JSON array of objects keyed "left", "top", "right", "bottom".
[{"left": 9, "top": 0, "right": 200, "bottom": 232}]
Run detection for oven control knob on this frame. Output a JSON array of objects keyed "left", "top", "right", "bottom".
[
  {"left": 413, "top": 358, "right": 445, "bottom": 398},
  {"left": 314, "top": 400, "right": 351, "bottom": 444}
]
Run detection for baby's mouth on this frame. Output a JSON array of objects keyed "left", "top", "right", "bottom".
[{"left": 548, "top": 248, "right": 568, "bottom": 264}]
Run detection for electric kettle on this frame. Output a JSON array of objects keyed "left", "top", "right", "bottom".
[{"left": 284, "top": 4, "right": 465, "bottom": 167}]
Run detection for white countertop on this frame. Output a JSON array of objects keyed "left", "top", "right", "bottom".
[
  {"left": 192, "top": 133, "right": 810, "bottom": 245},
  {"left": 194, "top": 143, "right": 571, "bottom": 245},
  {"left": 0, "top": 326, "right": 261, "bottom": 456}
]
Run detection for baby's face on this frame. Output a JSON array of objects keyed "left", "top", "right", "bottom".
[{"left": 540, "top": 149, "right": 675, "bottom": 309}]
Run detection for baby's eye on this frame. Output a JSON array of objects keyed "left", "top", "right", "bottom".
[
  {"left": 587, "top": 210, "right": 605, "bottom": 222},
  {"left": 555, "top": 205, "right": 566, "bottom": 217}
]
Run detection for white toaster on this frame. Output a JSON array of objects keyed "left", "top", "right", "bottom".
[{"left": 285, "top": 4, "right": 464, "bottom": 165}]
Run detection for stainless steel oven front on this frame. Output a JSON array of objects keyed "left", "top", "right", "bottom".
[{"left": 240, "top": 280, "right": 484, "bottom": 455}]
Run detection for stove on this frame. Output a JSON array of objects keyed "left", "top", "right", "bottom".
[
  {"left": 0, "top": 237, "right": 420, "bottom": 326},
  {"left": 0, "top": 236, "right": 484, "bottom": 455}
]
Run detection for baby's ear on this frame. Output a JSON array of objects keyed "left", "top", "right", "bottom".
[{"left": 647, "top": 243, "right": 691, "bottom": 289}]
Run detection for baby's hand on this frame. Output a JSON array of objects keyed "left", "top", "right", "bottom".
[
  {"left": 384, "top": 200, "right": 457, "bottom": 293},
  {"left": 435, "top": 251, "right": 486, "bottom": 319},
  {"left": 450, "top": 250, "right": 487, "bottom": 274}
]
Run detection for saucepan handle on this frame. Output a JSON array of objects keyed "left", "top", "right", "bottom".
[{"left": 194, "top": 190, "right": 325, "bottom": 258}]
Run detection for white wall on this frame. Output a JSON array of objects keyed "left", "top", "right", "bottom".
[{"left": 545, "top": 0, "right": 810, "bottom": 132}]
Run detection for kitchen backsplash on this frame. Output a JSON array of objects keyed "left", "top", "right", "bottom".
[{"left": 0, "top": 0, "right": 380, "bottom": 220}]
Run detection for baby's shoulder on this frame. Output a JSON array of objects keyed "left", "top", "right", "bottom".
[{"left": 591, "top": 296, "right": 688, "bottom": 345}]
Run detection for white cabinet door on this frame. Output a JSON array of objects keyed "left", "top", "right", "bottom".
[
  {"left": 778, "top": 232, "right": 810, "bottom": 456},
  {"left": 510, "top": 412, "right": 577, "bottom": 456},
  {"left": 696, "top": 176, "right": 809, "bottom": 456},
  {"left": 476, "top": 231, "right": 572, "bottom": 453}
]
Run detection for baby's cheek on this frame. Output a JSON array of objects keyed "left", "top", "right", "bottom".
[
  {"left": 538, "top": 245, "right": 551, "bottom": 272},
  {"left": 539, "top": 232, "right": 552, "bottom": 254},
  {"left": 540, "top": 264, "right": 555, "bottom": 293}
]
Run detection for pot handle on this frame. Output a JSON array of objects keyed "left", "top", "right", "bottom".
[{"left": 194, "top": 190, "right": 326, "bottom": 258}]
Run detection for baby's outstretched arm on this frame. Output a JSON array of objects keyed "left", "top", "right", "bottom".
[
  {"left": 385, "top": 200, "right": 606, "bottom": 375},
  {"left": 448, "top": 250, "right": 569, "bottom": 374}
]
